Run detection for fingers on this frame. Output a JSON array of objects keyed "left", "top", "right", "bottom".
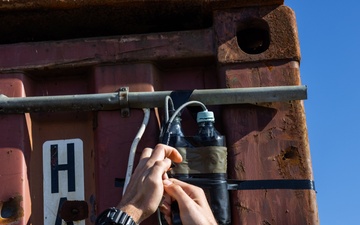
[
  {"left": 163, "top": 179, "right": 193, "bottom": 209},
  {"left": 139, "top": 144, "right": 182, "bottom": 169},
  {"left": 140, "top": 147, "right": 153, "bottom": 159},
  {"left": 138, "top": 144, "right": 182, "bottom": 172},
  {"left": 135, "top": 144, "right": 181, "bottom": 191},
  {"left": 162, "top": 179, "right": 218, "bottom": 225},
  {"left": 147, "top": 158, "right": 172, "bottom": 183},
  {"left": 151, "top": 144, "right": 183, "bottom": 163},
  {"left": 169, "top": 179, "right": 203, "bottom": 197},
  {"left": 159, "top": 194, "right": 172, "bottom": 221},
  {"left": 164, "top": 179, "right": 209, "bottom": 207}
]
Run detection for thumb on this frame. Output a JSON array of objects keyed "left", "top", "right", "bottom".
[{"left": 163, "top": 179, "right": 191, "bottom": 207}]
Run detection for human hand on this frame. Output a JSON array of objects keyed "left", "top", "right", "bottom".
[
  {"left": 160, "top": 178, "right": 217, "bottom": 225},
  {"left": 117, "top": 144, "right": 182, "bottom": 223}
]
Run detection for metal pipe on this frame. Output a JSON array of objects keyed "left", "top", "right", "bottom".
[{"left": 0, "top": 85, "right": 307, "bottom": 114}]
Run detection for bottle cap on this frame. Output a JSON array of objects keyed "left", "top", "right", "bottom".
[{"left": 197, "top": 110, "right": 215, "bottom": 123}]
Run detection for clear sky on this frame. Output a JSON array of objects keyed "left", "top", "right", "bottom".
[{"left": 285, "top": 1, "right": 360, "bottom": 224}]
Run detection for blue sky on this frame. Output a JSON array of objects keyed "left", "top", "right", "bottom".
[{"left": 285, "top": 1, "right": 360, "bottom": 224}]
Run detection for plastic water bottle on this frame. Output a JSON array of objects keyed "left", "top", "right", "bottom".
[
  {"left": 195, "top": 110, "right": 224, "bottom": 147},
  {"left": 193, "top": 110, "right": 231, "bottom": 225},
  {"left": 168, "top": 115, "right": 185, "bottom": 147}
]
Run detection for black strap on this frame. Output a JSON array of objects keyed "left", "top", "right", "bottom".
[
  {"left": 116, "top": 178, "right": 315, "bottom": 191},
  {"left": 115, "top": 178, "right": 125, "bottom": 187},
  {"left": 170, "top": 90, "right": 202, "bottom": 121},
  {"left": 170, "top": 90, "right": 194, "bottom": 110},
  {"left": 227, "top": 179, "right": 315, "bottom": 190}
]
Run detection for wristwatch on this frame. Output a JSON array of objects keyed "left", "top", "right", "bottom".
[{"left": 95, "top": 207, "right": 138, "bottom": 225}]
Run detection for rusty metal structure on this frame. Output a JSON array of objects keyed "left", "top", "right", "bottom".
[{"left": 0, "top": 0, "right": 319, "bottom": 224}]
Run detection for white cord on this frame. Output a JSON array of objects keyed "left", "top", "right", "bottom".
[
  {"left": 164, "top": 96, "right": 175, "bottom": 123},
  {"left": 123, "top": 108, "right": 151, "bottom": 195},
  {"left": 168, "top": 100, "right": 207, "bottom": 125}
]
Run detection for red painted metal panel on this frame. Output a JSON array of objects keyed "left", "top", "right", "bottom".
[
  {"left": 0, "top": 3, "right": 318, "bottom": 225},
  {"left": 212, "top": 6, "right": 317, "bottom": 224},
  {"left": 0, "top": 74, "right": 32, "bottom": 224},
  {"left": 92, "top": 64, "right": 161, "bottom": 216}
]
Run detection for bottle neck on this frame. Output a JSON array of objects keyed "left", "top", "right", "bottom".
[
  {"left": 169, "top": 117, "right": 184, "bottom": 136},
  {"left": 198, "top": 121, "right": 214, "bottom": 128},
  {"left": 197, "top": 121, "right": 216, "bottom": 137}
]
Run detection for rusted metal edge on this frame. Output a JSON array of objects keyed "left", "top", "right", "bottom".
[
  {"left": 0, "top": 0, "right": 284, "bottom": 11},
  {"left": 0, "top": 85, "right": 307, "bottom": 114},
  {"left": 0, "top": 29, "right": 215, "bottom": 73}
]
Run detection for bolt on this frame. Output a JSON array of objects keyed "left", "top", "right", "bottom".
[{"left": 72, "top": 208, "right": 79, "bottom": 215}]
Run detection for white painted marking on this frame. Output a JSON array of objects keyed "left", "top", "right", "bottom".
[{"left": 43, "top": 138, "right": 85, "bottom": 225}]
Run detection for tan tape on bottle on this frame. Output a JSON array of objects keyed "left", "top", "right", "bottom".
[{"left": 173, "top": 146, "right": 227, "bottom": 174}]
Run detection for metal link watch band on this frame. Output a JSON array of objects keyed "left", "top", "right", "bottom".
[{"left": 96, "top": 207, "right": 137, "bottom": 225}]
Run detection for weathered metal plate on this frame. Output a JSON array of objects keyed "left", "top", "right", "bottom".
[
  {"left": 0, "top": 0, "right": 284, "bottom": 11},
  {"left": 0, "top": 3, "right": 318, "bottom": 225},
  {"left": 0, "top": 75, "right": 31, "bottom": 225},
  {"left": 0, "top": 0, "right": 284, "bottom": 44}
]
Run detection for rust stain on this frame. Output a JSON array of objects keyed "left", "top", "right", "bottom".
[
  {"left": 234, "top": 160, "right": 246, "bottom": 174},
  {"left": 276, "top": 145, "right": 307, "bottom": 178},
  {"left": 267, "top": 66, "right": 274, "bottom": 72},
  {"left": 234, "top": 201, "right": 254, "bottom": 213},
  {"left": 60, "top": 200, "right": 89, "bottom": 222},
  {"left": 0, "top": 195, "right": 24, "bottom": 225}
]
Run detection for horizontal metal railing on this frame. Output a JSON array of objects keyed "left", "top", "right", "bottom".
[{"left": 0, "top": 85, "right": 307, "bottom": 114}]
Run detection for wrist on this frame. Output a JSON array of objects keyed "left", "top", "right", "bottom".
[
  {"left": 117, "top": 203, "right": 143, "bottom": 224},
  {"left": 95, "top": 207, "right": 138, "bottom": 225}
]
